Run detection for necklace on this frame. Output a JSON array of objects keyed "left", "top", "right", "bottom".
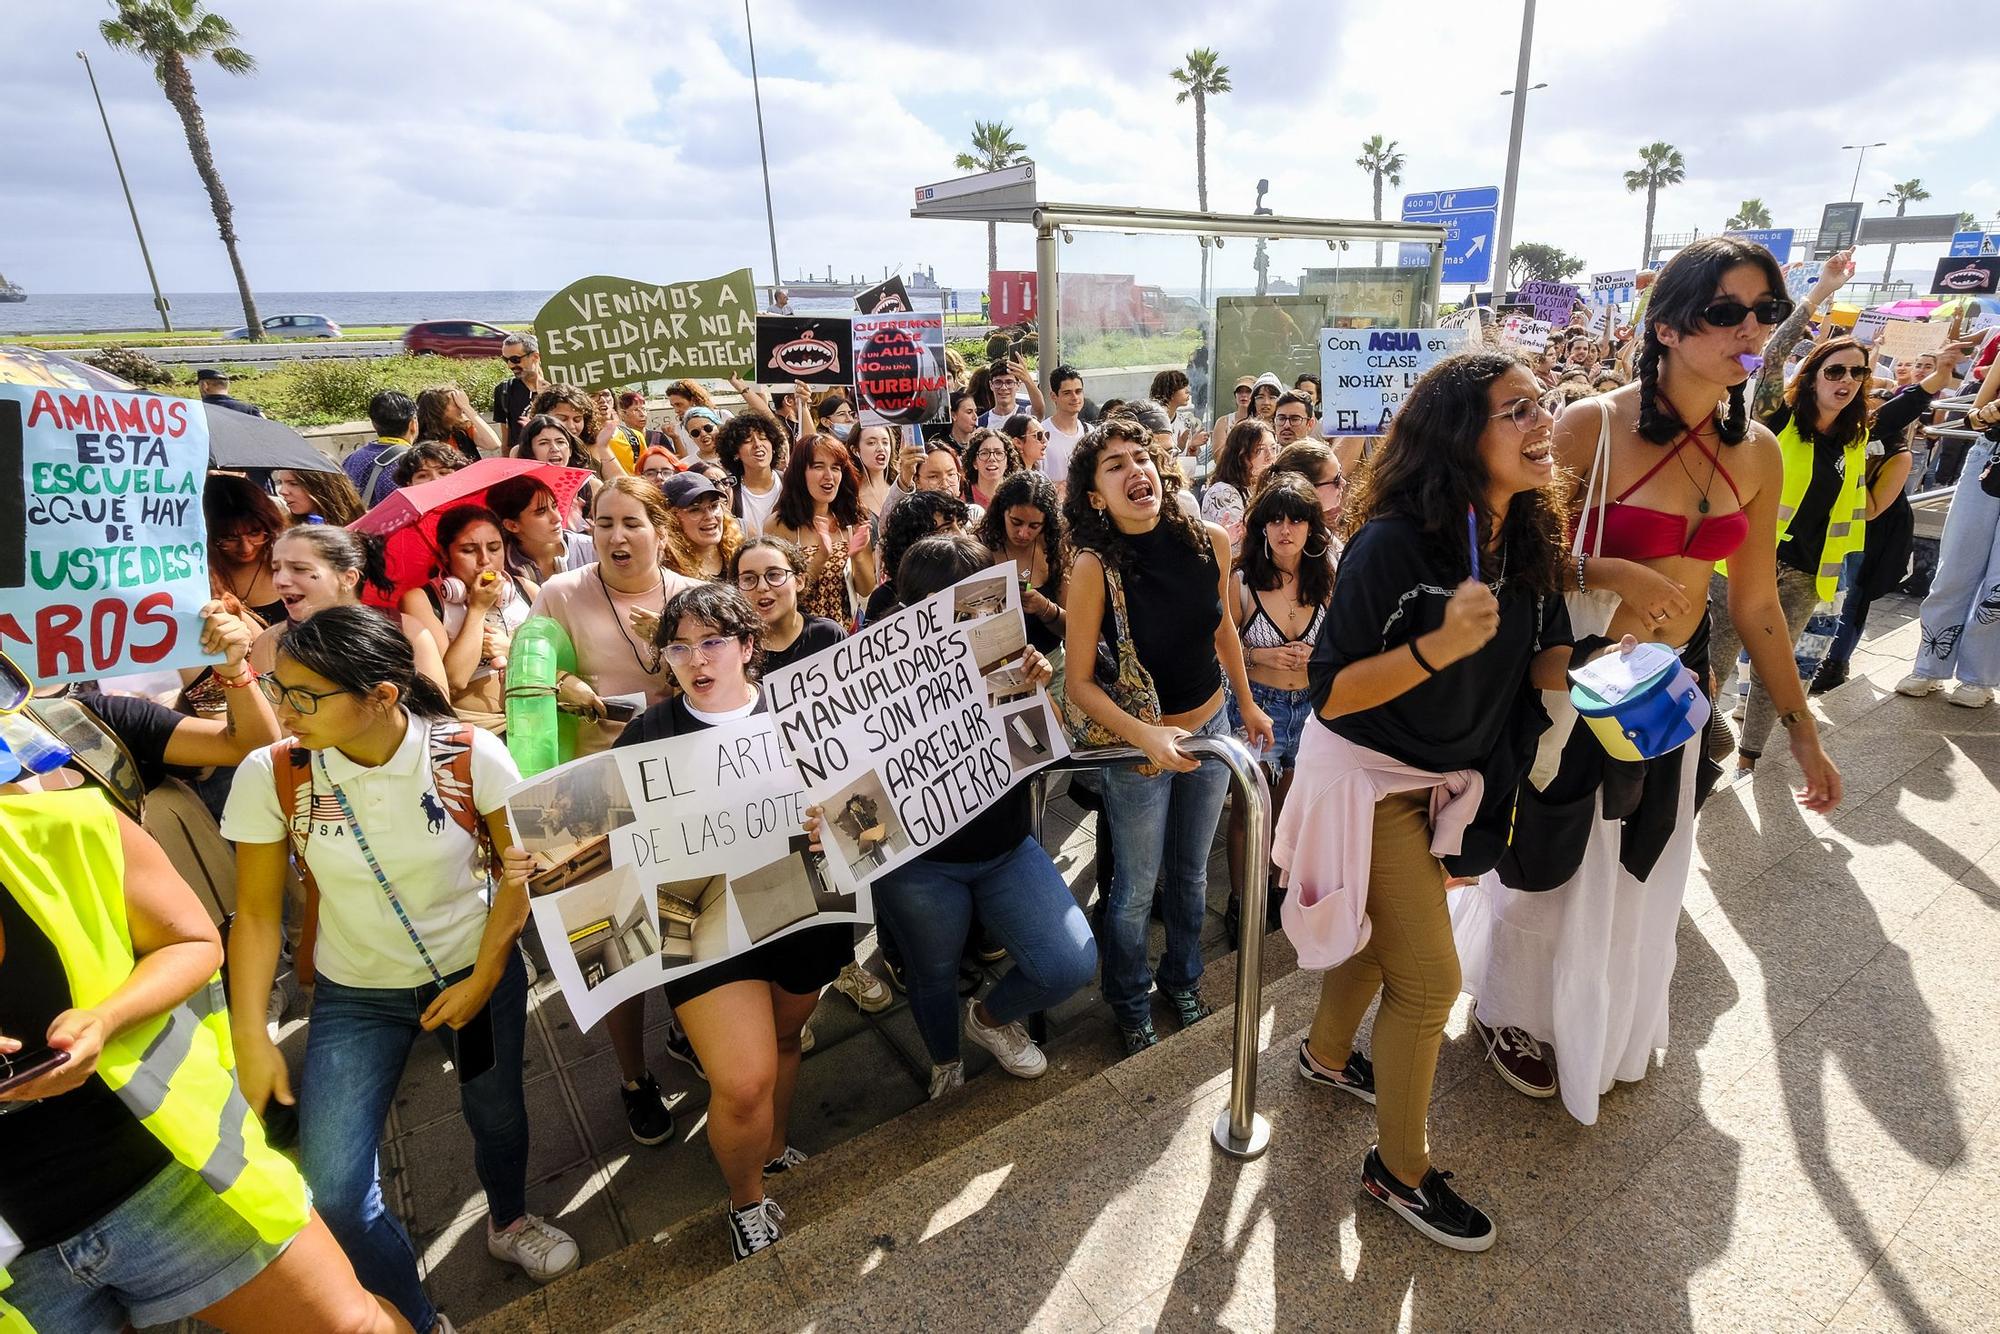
[
  {"left": 595, "top": 565, "right": 665, "bottom": 674},
  {"left": 219, "top": 559, "right": 265, "bottom": 605},
  {"left": 1671, "top": 422, "right": 1719, "bottom": 514}
]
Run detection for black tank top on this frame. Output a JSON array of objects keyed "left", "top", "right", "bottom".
[{"left": 1118, "top": 523, "right": 1223, "bottom": 715}]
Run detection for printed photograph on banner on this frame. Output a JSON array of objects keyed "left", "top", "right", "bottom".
[
  {"left": 995, "top": 696, "right": 1058, "bottom": 774},
  {"left": 528, "top": 864, "right": 661, "bottom": 1028},
  {"left": 754, "top": 315, "right": 855, "bottom": 389},
  {"left": 1318, "top": 327, "right": 1468, "bottom": 436},
  {"left": 853, "top": 311, "right": 948, "bottom": 427},
  {"left": 953, "top": 569, "right": 1012, "bottom": 622},
  {"left": 531, "top": 269, "right": 756, "bottom": 391},
  {"left": 822, "top": 769, "right": 906, "bottom": 880},
  {"left": 508, "top": 751, "right": 635, "bottom": 897},
  {"left": 0, "top": 383, "right": 216, "bottom": 685}
]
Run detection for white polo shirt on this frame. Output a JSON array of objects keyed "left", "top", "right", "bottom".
[{"left": 223, "top": 716, "right": 519, "bottom": 989}]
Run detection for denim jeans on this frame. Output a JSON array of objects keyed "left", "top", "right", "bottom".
[
  {"left": 872, "top": 836, "right": 1099, "bottom": 1065},
  {"left": 300, "top": 951, "right": 529, "bottom": 1332},
  {"left": 1913, "top": 439, "right": 2000, "bottom": 689},
  {"left": 1097, "top": 708, "right": 1232, "bottom": 1030}
]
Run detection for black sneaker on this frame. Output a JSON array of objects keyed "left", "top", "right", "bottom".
[
  {"left": 1297, "top": 1039, "right": 1376, "bottom": 1105},
  {"left": 726, "top": 1197, "right": 784, "bottom": 1261},
  {"left": 1471, "top": 1017, "right": 1556, "bottom": 1099},
  {"left": 620, "top": 1074, "right": 675, "bottom": 1147},
  {"left": 1360, "top": 1147, "right": 1495, "bottom": 1252},
  {"left": 1164, "top": 987, "right": 1212, "bottom": 1030},
  {"left": 1809, "top": 658, "right": 1848, "bottom": 696},
  {"left": 763, "top": 1145, "right": 808, "bottom": 1175},
  {"left": 661, "top": 1023, "right": 707, "bottom": 1082},
  {"left": 1120, "top": 1018, "right": 1160, "bottom": 1056}
]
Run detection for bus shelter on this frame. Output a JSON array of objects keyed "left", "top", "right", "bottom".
[{"left": 912, "top": 164, "right": 1449, "bottom": 418}]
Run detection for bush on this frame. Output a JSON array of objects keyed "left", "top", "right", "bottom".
[
  {"left": 160, "top": 354, "right": 515, "bottom": 427},
  {"left": 81, "top": 345, "right": 173, "bottom": 387}
]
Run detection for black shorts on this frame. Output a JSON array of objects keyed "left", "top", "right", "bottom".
[{"left": 665, "top": 922, "right": 850, "bottom": 1008}]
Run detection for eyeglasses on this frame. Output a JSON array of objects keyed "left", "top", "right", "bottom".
[
  {"left": 662, "top": 636, "right": 740, "bottom": 666},
  {"left": 217, "top": 530, "right": 270, "bottom": 547},
  {"left": 642, "top": 468, "right": 675, "bottom": 480},
  {"left": 1316, "top": 475, "right": 1346, "bottom": 493},
  {"left": 1274, "top": 412, "right": 1311, "bottom": 427},
  {"left": 736, "top": 567, "right": 796, "bottom": 590},
  {"left": 976, "top": 449, "right": 1008, "bottom": 462},
  {"left": 1488, "top": 397, "right": 1549, "bottom": 432},
  {"left": 504, "top": 355, "right": 528, "bottom": 365},
  {"left": 258, "top": 676, "right": 350, "bottom": 715},
  {"left": 1698, "top": 297, "right": 1795, "bottom": 328},
  {"left": 1818, "top": 364, "right": 1869, "bottom": 383},
  {"left": 687, "top": 423, "right": 717, "bottom": 437}
]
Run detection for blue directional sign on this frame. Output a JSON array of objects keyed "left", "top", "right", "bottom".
[
  {"left": 1398, "top": 186, "right": 1499, "bottom": 285},
  {"left": 1951, "top": 231, "right": 1991, "bottom": 257},
  {"left": 1724, "top": 227, "right": 1794, "bottom": 262}
]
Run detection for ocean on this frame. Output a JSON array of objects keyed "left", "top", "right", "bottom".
[{"left": 0, "top": 290, "right": 938, "bottom": 336}]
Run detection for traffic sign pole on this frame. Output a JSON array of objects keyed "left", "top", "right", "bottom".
[{"left": 1492, "top": 0, "right": 1536, "bottom": 301}]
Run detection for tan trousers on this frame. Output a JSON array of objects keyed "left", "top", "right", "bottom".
[{"left": 1306, "top": 787, "right": 1459, "bottom": 1184}]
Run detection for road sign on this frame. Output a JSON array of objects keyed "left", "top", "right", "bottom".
[
  {"left": 915, "top": 163, "right": 1034, "bottom": 206},
  {"left": 1950, "top": 231, "right": 1991, "bottom": 257},
  {"left": 1816, "top": 202, "right": 1864, "bottom": 258},
  {"left": 1724, "top": 227, "right": 1794, "bottom": 261},
  {"left": 1398, "top": 186, "right": 1500, "bottom": 285}
]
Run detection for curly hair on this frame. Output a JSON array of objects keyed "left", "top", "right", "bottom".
[
  {"left": 655, "top": 582, "right": 765, "bottom": 682},
  {"left": 665, "top": 379, "right": 716, "bottom": 409},
  {"left": 1342, "top": 351, "right": 1571, "bottom": 596},
  {"left": 1779, "top": 336, "right": 1871, "bottom": 449},
  {"left": 1238, "top": 474, "right": 1334, "bottom": 608},
  {"left": 1061, "top": 417, "right": 1208, "bottom": 573},
  {"left": 773, "top": 432, "right": 865, "bottom": 530},
  {"left": 529, "top": 384, "right": 601, "bottom": 446},
  {"left": 715, "top": 411, "right": 789, "bottom": 480},
  {"left": 878, "top": 489, "right": 970, "bottom": 595},
  {"left": 960, "top": 427, "right": 1022, "bottom": 497},
  {"left": 661, "top": 491, "right": 744, "bottom": 579},
  {"left": 974, "top": 470, "right": 1067, "bottom": 576},
  {"left": 1637, "top": 235, "right": 1788, "bottom": 446}
]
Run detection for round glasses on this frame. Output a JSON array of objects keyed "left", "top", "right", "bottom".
[
  {"left": 1488, "top": 397, "right": 1549, "bottom": 433},
  {"left": 736, "top": 567, "right": 796, "bottom": 591},
  {"left": 662, "top": 636, "right": 740, "bottom": 666},
  {"left": 258, "top": 676, "right": 349, "bottom": 715}
]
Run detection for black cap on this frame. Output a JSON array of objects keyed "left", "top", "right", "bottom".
[
  {"left": 661, "top": 471, "right": 719, "bottom": 508},
  {"left": 195, "top": 367, "right": 229, "bottom": 382}
]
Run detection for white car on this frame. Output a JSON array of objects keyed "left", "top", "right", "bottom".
[{"left": 224, "top": 314, "right": 342, "bottom": 340}]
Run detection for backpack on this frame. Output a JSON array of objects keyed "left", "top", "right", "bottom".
[
  {"left": 358, "top": 441, "right": 412, "bottom": 505},
  {"left": 271, "top": 721, "right": 491, "bottom": 985}
]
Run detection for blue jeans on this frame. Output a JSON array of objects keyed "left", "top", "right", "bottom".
[
  {"left": 1914, "top": 439, "right": 2000, "bottom": 689},
  {"left": 300, "top": 951, "right": 529, "bottom": 1332},
  {"left": 1228, "top": 679, "right": 1313, "bottom": 773},
  {"left": 873, "top": 836, "right": 1098, "bottom": 1065},
  {"left": 1097, "top": 707, "right": 1231, "bottom": 1030}
]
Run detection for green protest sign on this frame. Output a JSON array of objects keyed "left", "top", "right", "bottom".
[{"left": 533, "top": 269, "right": 757, "bottom": 390}]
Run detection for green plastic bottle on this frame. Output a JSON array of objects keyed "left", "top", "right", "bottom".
[{"left": 505, "top": 616, "right": 578, "bottom": 776}]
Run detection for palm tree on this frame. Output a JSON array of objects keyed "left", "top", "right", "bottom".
[
  {"left": 954, "top": 120, "right": 1028, "bottom": 278},
  {"left": 1726, "top": 198, "right": 1772, "bottom": 230},
  {"left": 1878, "top": 178, "right": 1931, "bottom": 284},
  {"left": 100, "top": 0, "right": 263, "bottom": 340},
  {"left": 1356, "top": 135, "right": 1406, "bottom": 266},
  {"left": 1623, "top": 142, "right": 1686, "bottom": 267},
  {"left": 1171, "top": 48, "right": 1231, "bottom": 306}
]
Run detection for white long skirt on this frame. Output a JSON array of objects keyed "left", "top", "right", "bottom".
[{"left": 1449, "top": 733, "right": 1700, "bottom": 1125}]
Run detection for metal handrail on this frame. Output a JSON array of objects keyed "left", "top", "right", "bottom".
[{"left": 1030, "top": 735, "right": 1275, "bottom": 1160}]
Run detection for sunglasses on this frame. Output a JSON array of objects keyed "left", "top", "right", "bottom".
[
  {"left": 1488, "top": 397, "right": 1548, "bottom": 432},
  {"left": 1316, "top": 476, "right": 1347, "bottom": 492},
  {"left": 504, "top": 355, "right": 528, "bottom": 365},
  {"left": 1698, "top": 297, "right": 1794, "bottom": 328},
  {"left": 1818, "top": 364, "right": 1869, "bottom": 383}
]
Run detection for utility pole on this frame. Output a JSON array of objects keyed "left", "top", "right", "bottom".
[
  {"left": 78, "top": 50, "right": 172, "bottom": 332},
  {"left": 1842, "top": 141, "right": 1885, "bottom": 202},
  {"left": 743, "top": 1, "right": 782, "bottom": 298},
  {"left": 1490, "top": 0, "right": 1537, "bottom": 305}
]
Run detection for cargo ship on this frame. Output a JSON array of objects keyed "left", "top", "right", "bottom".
[{"left": 0, "top": 274, "right": 24, "bottom": 303}]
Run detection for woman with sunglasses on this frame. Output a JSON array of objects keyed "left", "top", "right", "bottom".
[
  {"left": 487, "top": 475, "right": 597, "bottom": 586},
  {"left": 204, "top": 472, "right": 288, "bottom": 627},
  {"left": 999, "top": 413, "right": 1047, "bottom": 475},
  {"left": 224, "top": 607, "right": 578, "bottom": 1333},
  {"left": 1201, "top": 419, "right": 1279, "bottom": 556},
  {"left": 765, "top": 433, "right": 877, "bottom": 627},
  {"left": 675, "top": 407, "right": 725, "bottom": 464},
  {"left": 616, "top": 584, "right": 851, "bottom": 1262},
  {"left": 1454, "top": 237, "right": 1842, "bottom": 1130},
  {"left": 960, "top": 428, "right": 1021, "bottom": 512}
]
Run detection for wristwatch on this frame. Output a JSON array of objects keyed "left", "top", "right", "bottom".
[{"left": 1777, "top": 708, "right": 1811, "bottom": 731}]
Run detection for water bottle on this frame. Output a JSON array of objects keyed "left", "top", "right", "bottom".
[
  {"left": 506, "top": 616, "right": 577, "bottom": 777},
  {"left": 0, "top": 713, "right": 72, "bottom": 775}
]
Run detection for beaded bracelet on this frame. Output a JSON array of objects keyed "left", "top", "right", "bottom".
[{"left": 216, "top": 663, "right": 259, "bottom": 690}]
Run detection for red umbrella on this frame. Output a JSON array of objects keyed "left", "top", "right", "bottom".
[{"left": 351, "top": 457, "right": 594, "bottom": 595}]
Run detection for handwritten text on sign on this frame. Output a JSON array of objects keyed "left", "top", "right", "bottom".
[
  {"left": 0, "top": 384, "right": 211, "bottom": 684},
  {"left": 1319, "top": 327, "right": 1467, "bottom": 436},
  {"left": 533, "top": 269, "right": 756, "bottom": 391}
]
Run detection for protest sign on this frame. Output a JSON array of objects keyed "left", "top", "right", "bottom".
[
  {"left": 855, "top": 276, "right": 913, "bottom": 314},
  {"left": 1931, "top": 256, "right": 2000, "bottom": 297},
  {"left": 1318, "top": 326, "right": 1467, "bottom": 436},
  {"left": 1875, "top": 318, "right": 1951, "bottom": 366},
  {"left": 509, "top": 713, "right": 855, "bottom": 1030},
  {"left": 1590, "top": 269, "right": 1638, "bottom": 306},
  {"left": 852, "top": 311, "right": 949, "bottom": 427},
  {"left": 0, "top": 384, "right": 213, "bottom": 685},
  {"left": 1521, "top": 280, "right": 1582, "bottom": 324},
  {"left": 1784, "top": 261, "right": 1823, "bottom": 301},
  {"left": 533, "top": 269, "right": 756, "bottom": 392},
  {"left": 1849, "top": 310, "right": 1895, "bottom": 347},
  {"left": 754, "top": 315, "right": 855, "bottom": 389},
  {"left": 765, "top": 562, "right": 1067, "bottom": 886},
  {"left": 1498, "top": 315, "right": 1553, "bottom": 352}
]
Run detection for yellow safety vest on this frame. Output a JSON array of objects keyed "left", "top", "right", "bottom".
[
  {"left": 0, "top": 789, "right": 309, "bottom": 1331},
  {"left": 1721, "top": 415, "right": 1868, "bottom": 604}
]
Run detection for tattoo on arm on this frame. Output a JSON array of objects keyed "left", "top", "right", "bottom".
[{"left": 1752, "top": 304, "right": 1814, "bottom": 420}]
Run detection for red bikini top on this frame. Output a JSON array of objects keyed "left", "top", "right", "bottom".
[{"left": 1578, "top": 427, "right": 1748, "bottom": 563}]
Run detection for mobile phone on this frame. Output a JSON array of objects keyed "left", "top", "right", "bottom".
[
  {"left": 0, "top": 1046, "right": 70, "bottom": 1096},
  {"left": 601, "top": 699, "right": 640, "bottom": 723},
  {"left": 452, "top": 1007, "right": 496, "bottom": 1084}
]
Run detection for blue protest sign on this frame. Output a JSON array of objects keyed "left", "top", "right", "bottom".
[
  {"left": 1724, "top": 228, "right": 1795, "bottom": 262},
  {"left": 1399, "top": 187, "right": 1499, "bottom": 285}
]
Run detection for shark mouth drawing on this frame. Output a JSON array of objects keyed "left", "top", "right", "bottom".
[
  {"left": 1937, "top": 264, "right": 1993, "bottom": 293},
  {"left": 865, "top": 292, "right": 910, "bottom": 314},
  {"left": 767, "top": 327, "right": 841, "bottom": 377}
]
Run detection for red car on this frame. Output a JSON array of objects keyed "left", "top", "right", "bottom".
[{"left": 402, "top": 320, "right": 512, "bottom": 359}]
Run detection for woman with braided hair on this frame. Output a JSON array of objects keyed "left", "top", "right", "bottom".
[{"left": 1451, "top": 235, "right": 1842, "bottom": 1127}]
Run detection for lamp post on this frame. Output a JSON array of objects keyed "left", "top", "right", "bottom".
[
  {"left": 1490, "top": 0, "right": 1542, "bottom": 306},
  {"left": 743, "top": 0, "right": 782, "bottom": 297},
  {"left": 77, "top": 50, "right": 172, "bottom": 332},
  {"left": 1842, "top": 141, "right": 1885, "bottom": 202}
]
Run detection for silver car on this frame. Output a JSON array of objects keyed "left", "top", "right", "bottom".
[{"left": 224, "top": 313, "right": 342, "bottom": 340}]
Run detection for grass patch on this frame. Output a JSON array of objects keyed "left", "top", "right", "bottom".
[{"left": 150, "top": 355, "right": 511, "bottom": 428}]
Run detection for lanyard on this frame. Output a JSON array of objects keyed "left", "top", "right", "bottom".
[{"left": 317, "top": 750, "right": 444, "bottom": 985}]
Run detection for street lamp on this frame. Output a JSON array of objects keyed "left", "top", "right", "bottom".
[
  {"left": 743, "top": 0, "right": 782, "bottom": 297},
  {"left": 1841, "top": 142, "right": 1886, "bottom": 203},
  {"left": 1490, "top": 0, "right": 1543, "bottom": 306},
  {"left": 77, "top": 50, "right": 172, "bottom": 332}
]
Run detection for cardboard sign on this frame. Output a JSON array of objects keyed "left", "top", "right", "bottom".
[
  {"left": 1590, "top": 269, "right": 1638, "bottom": 306},
  {"left": 510, "top": 713, "right": 856, "bottom": 1030},
  {"left": 1498, "top": 315, "right": 1553, "bottom": 352},
  {"left": 1319, "top": 326, "right": 1468, "bottom": 436},
  {"left": 1784, "top": 261, "right": 1823, "bottom": 301},
  {"left": 1521, "top": 280, "right": 1582, "bottom": 324},
  {"left": 1849, "top": 310, "right": 1896, "bottom": 347},
  {"left": 754, "top": 315, "right": 855, "bottom": 388},
  {"left": 852, "top": 311, "right": 949, "bottom": 427},
  {"left": 0, "top": 384, "right": 213, "bottom": 685},
  {"left": 533, "top": 269, "right": 756, "bottom": 391},
  {"left": 855, "top": 276, "right": 913, "bottom": 315},
  {"left": 1875, "top": 318, "right": 1951, "bottom": 366},
  {"left": 765, "top": 562, "right": 1067, "bottom": 885},
  {"left": 1931, "top": 257, "right": 2000, "bottom": 297}
]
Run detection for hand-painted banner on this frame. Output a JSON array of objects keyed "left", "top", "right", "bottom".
[
  {"left": 764, "top": 562, "right": 1067, "bottom": 884},
  {"left": 1498, "top": 314, "right": 1554, "bottom": 353},
  {"left": 1520, "top": 280, "right": 1582, "bottom": 325},
  {"left": 852, "top": 311, "right": 949, "bottom": 427},
  {"left": 1319, "top": 327, "right": 1469, "bottom": 436},
  {"left": 0, "top": 383, "right": 213, "bottom": 684},
  {"left": 1590, "top": 269, "right": 1638, "bottom": 306},
  {"left": 533, "top": 269, "right": 756, "bottom": 391},
  {"left": 754, "top": 315, "right": 855, "bottom": 388}
]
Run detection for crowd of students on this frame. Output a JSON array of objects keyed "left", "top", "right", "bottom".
[{"left": 7, "top": 246, "right": 1998, "bottom": 1329}]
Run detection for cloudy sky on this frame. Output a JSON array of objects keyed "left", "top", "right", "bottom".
[{"left": 8, "top": 0, "right": 1998, "bottom": 297}]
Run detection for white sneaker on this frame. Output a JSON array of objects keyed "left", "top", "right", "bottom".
[
  {"left": 963, "top": 998, "right": 1047, "bottom": 1079},
  {"left": 1897, "top": 673, "right": 1944, "bottom": 697},
  {"left": 832, "top": 961, "right": 893, "bottom": 1014},
  {"left": 928, "top": 1061, "right": 965, "bottom": 1100},
  {"left": 431, "top": 1317, "right": 457, "bottom": 1334},
  {"left": 1947, "top": 683, "right": 1993, "bottom": 708},
  {"left": 486, "top": 1213, "right": 579, "bottom": 1283}
]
